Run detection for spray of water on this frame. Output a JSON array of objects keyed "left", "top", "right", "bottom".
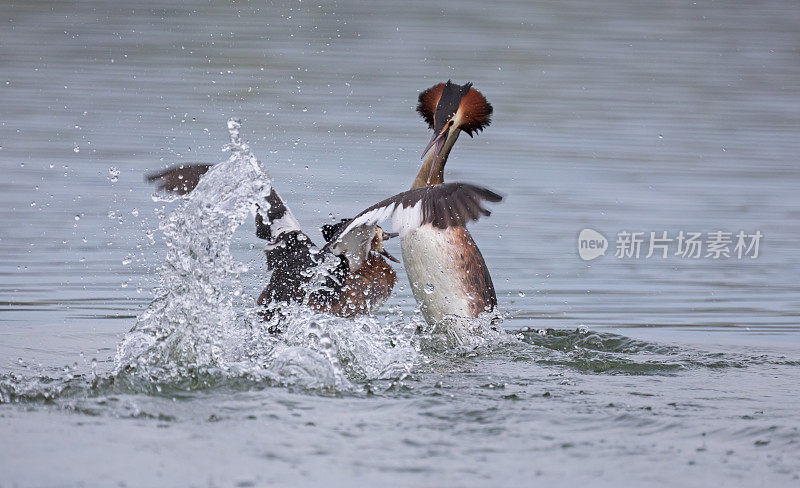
[{"left": 114, "top": 119, "right": 424, "bottom": 392}]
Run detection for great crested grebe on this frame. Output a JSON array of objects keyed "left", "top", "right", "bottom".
[{"left": 401, "top": 80, "right": 497, "bottom": 324}]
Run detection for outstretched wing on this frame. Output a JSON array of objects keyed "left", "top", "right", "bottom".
[
  {"left": 255, "top": 187, "right": 304, "bottom": 248},
  {"left": 325, "top": 182, "right": 502, "bottom": 270},
  {"left": 145, "top": 164, "right": 213, "bottom": 194}
]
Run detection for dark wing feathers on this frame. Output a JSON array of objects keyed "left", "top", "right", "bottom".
[
  {"left": 421, "top": 183, "right": 501, "bottom": 230},
  {"left": 323, "top": 182, "right": 501, "bottom": 271},
  {"left": 331, "top": 183, "right": 502, "bottom": 245},
  {"left": 145, "top": 164, "right": 213, "bottom": 195},
  {"left": 255, "top": 187, "right": 302, "bottom": 242}
]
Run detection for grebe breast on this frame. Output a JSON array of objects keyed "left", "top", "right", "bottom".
[{"left": 401, "top": 224, "right": 496, "bottom": 324}]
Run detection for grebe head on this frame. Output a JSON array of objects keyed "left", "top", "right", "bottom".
[
  {"left": 417, "top": 80, "right": 493, "bottom": 176},
  {"left": 321, "top": 218, "right": 351, "bottom": 243},
  {"left": 371, "top": 226, "right": 399, "bottom": 263}
]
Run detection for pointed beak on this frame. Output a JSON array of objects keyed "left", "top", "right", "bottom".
[
  {"left": 422, "top": 127, "right": 449, "bottom": 162},
  {"left": 374, "top": 227, "right": 399, "bottom": 262},
  {"left": 378, "top": 247, "right": 400, "bottom": 263}
]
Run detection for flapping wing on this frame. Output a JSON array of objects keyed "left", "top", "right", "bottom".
[
  {"left": 328, "top": 223, "right": 377, "bottom": 271},
  {"left": 326, "top": 182, "right": 502, "bottom": 270},
  {"left": 256, "top": 187, "right": 304, "bottom": 249},
  {"left": 145, "top": 164, "right": 213, "bottom": 194}
]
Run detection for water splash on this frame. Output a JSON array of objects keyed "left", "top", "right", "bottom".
[
  {"left": 115, "top": 118, "right": 271, "bottom": 384},
  {"left": 113, "top": 118, "right": 419, "bottom": 392},
  {"left": 418, "top": 312, "right": 513, "bottom": 352},
  {"left": 3, "top": 118, "right": 514, "bottom": 404}
]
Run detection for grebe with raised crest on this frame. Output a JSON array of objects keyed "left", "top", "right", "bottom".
[{"left": 401, "top": 80, "right": 497, "bottom": 324}]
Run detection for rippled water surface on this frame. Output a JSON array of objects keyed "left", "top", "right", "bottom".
[{"left": 2, "top": 0, "right": 800, "bottom": 486}]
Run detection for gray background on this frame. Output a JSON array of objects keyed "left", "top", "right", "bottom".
[{"left": 1, "top": 1, "right": 799, "bottom": 486}]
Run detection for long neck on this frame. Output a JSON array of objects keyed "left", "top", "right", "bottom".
[{"left": 411, "top": 130, "right": 461, "bottom": 189}]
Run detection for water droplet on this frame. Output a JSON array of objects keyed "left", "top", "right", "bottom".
[
  {"left": 301, "top": 107, "right": 308, "bottom": 112},
  {"left": 424, "top": 283, "right": 435, "bottom": 294},
  {"left": 518, "top": 291, "right": 526, "bottom": 298},
  {"left": 108, "top": 167, "right": 120, "bottom": 182},
  {"left": 73, "top": 145, "right": 80, "bottom": 153},
  {"left": 74, "top": 214, "right": 81, "bottom": 221}
]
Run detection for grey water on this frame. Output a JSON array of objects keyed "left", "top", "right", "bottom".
[{"left": 1, "top": 0, "right": 800, "bottom": 486}]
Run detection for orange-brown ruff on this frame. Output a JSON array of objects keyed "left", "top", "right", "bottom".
[{"left": 402, "top": 81, "right": 497, "bottom": 324}]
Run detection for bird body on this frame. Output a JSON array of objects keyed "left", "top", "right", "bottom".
[
  {"left": 402, "top": 224, "right": 496, "bottom": 324},
  {"left": 307, "top": 252, "right": 396, "bottom": 317},
  {"left": 254, "top": 188, "right": 399, "bottom": 324}
]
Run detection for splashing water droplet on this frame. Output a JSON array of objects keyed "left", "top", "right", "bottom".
[
  {"left": 518, "top": 291, "right": 526, "bottom": 298},
  {"left": 227, "top": 117, "right": 241, "bottom": 145},
  {"left": 108, "top": 167, "right": 120, "bottom": 182},
  {"left": 424, "top": 283, "right": 435, "bottom": 294}
]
